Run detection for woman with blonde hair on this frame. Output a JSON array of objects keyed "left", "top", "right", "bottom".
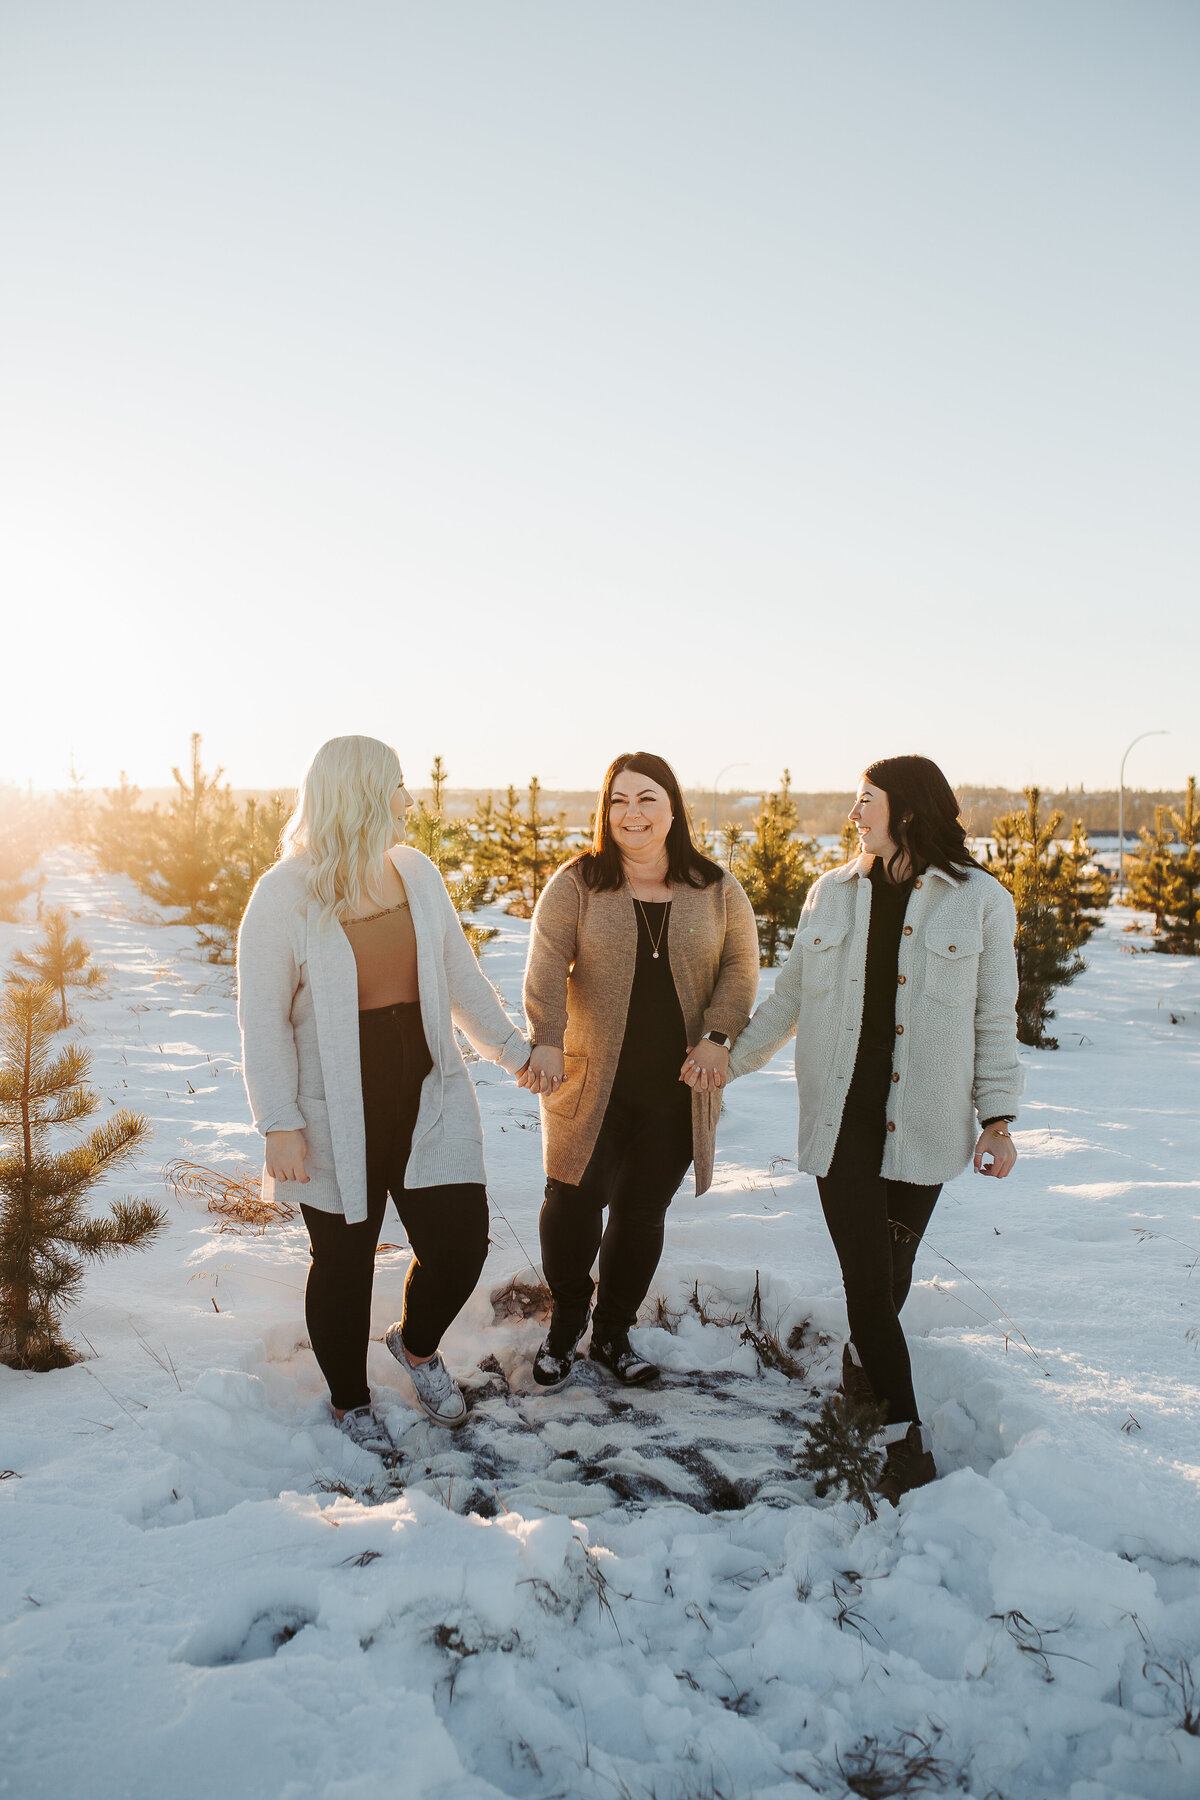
[{"left": 237, "top": 736, "right": 529, "bottom": 1452}]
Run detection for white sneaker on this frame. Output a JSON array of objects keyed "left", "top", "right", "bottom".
[
  {"left": 385, "top": 1324, "right": 468, "bottom": 1428},
  {"left": 333, "top": 1403, "right": 393, "bottom": 1457}
]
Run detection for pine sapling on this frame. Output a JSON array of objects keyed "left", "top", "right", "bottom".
[
  {"left": 739, "top": 771, "right": 819, "bottom": 966},
  {"left": 407, "top": 759, "right": 497, "bottom": 956},
  {"left": 794, "top": 1395, "right": 887, "bottom": 1519},
  {"left": 145, "top": 733, "right": 237, "bottom": 921},
  {"left": 1125, "top": 806, "right": 1177, "bottom": 934},
  {"left": 9, "top": 908, "right": 106, "bottom": 1027},
  {"left": 0, "top": 982, "right": 165, "bottom": 1370},
  {"left": 987, "top": 787, "right": 1085, "bottom": 1048},
  {"left": 1163, "top": 777, "right": 1200, "bottom": 956}
]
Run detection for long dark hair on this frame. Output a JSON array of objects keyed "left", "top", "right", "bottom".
[
  {"left": 862, "top": 754, "right": 978, "bottom": 885},
  {"left": 576, "top": 751, "right": 724, "bottom": 892}
]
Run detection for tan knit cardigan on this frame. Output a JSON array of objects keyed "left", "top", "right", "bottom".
[{"left": 523, "top": 861, "right": 760, "bottom": 1193}]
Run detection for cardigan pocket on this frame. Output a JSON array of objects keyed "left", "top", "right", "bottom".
[
  {"left": 796, "top": 923, "right": 847, "bottom": 995},
  {"left": 541, "top": 1054, "right": 588, "bottom": 1121},
  {"left": 296, "top": 1091, "right": 335, "bottom": 1174},
  {"left": 924, "top": 931, "right": 982, "bottom": 1007}
]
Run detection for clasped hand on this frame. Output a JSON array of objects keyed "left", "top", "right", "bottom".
[
  {"left": 679, "top": 1040, "right": 729, "bottom": 1090},
  {"left": 516, "top": 1045, "right": 565, "bottom": 1095},
  {"left": 515, "top": 1041, "right": 730, "bottom": 1094}
]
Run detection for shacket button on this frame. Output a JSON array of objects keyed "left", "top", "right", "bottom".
[
  {"left": 949, "top": 944, "right": 957, "bottom": 953},
  {"left": 897, "top": 974, "right": 906, "bottom": 985},
  {"left": 902, "top": 925, "right": 913, "bottom": 936},
  {"left": 813, "top": 937, "right": 821, "bottom": 945},
  {"left": 895, "top": 1024, "right": 904, "bottom": 1035},
  {"left": 915, "top": 879, "right": 923, "bottom": 888},
  {"left": 891, "top": 1072, "right": 900, "bottom": 1083},
  {"left": 886, "top": 1121, "right": 896, "bottom": 1132}
]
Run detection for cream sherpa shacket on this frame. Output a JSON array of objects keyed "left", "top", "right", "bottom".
[
  {"left": 728, "top": 855, "right": 1023, "bottom": 1184},
  {"left": 237, "top": 847, "right": 529, "bottom": 1222}
]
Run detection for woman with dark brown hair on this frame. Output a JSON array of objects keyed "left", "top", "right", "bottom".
[
  {"left": 520, "top": 752, "right": 759, "bottom": 1387},
  {"left": 729, "top": 754, "right": 1022, "bottom": 1503}
]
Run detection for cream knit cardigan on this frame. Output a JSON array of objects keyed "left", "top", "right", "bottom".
[
  {"left": 237, "top": 847, "right": 529, "bottom": 1222},
  {"left": 728, "top": 855, "right": 1023, "bottom": 1184}
]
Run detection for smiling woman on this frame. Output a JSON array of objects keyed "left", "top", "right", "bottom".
[
  {"left": 519, "top": 750, "right": 760, "bottom": 1388},
  {"left": 729, "top": 753, "right": 1023, "bottom": 1504}
]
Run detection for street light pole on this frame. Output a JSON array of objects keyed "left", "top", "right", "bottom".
[
  {"left": 710, "top": 763, "right": 750, "bottom": 839},
  {"left": 1117, "top": 730, "right": 1169, "bottom": 894}
]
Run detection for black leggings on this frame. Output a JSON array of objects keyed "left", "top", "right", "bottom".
[
  {"left": 540, "top": 1082, "right": 694, "bottom": 1339},
  {"left": 816, "top": 1050, "right": 941, "bottom": 1427},
  {"left": 300, "top": 1002, "right": 490, "bottom": 1413}
]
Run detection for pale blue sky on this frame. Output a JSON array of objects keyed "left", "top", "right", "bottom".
[{"left": 2, "top": 1, "right": 1196, "bottom": 796}]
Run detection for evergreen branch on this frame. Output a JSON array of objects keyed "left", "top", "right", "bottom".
[{"left": 62, "top": 1199, "right": 168, "bottom": 1259}]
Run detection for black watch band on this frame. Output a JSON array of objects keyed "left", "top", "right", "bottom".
[{"left": 704, "top": 1030, "right": 731, "bottom": 1049}]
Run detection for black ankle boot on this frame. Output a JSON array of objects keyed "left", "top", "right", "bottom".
[
  {"left": 532, "top": 1308, "right": 588, "bottom": 1388},
  {"left": 590, "top": 1329, "right": 658, "bottom": 1386}
]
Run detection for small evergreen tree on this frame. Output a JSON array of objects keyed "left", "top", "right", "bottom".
[
  {"left": 55, "top": 759, "right": 93, "bottom": 849},
  {"left": 9, "top": 909, "right": 106, "bottom": 1027},
  {"left": 519, "top": 777, "right": 568, "bottom": 917},
  {"left": 483, "top": 780, "right": 568, "bottom": 919},
  {"left": 987, "top": 788, "right": 1084, "bottom": 1049},
  {"left": 1057, "top": 819, "right": 1111, "bottom": 950},
  {"left": 195, "top": 791, "right": 291, "bottom": 963},
  {"left": 1125, "top": 807, "right": 1177, "bottom": 934},
  {"left": 986, "top": 810, "right": 1024, "bottom": 880},
  {"left": 1162, "top": 777, "right": 1200, "bottom": 956},
  {"left": 145, "top": 734, "right": 236, "bottom": 921},
  {"left": 0, "top": 982, "right": 164, "bottom": 1370},
  {"left": 406, "top": 759, "right": 496, "bottom": 956},
  {"left": 738, "top": 772, "right": 819, "bottom": 967},
  {"left": 0, "top": 783, "right": 44, "bottom": 922},
  {"left": 794, "top": 1395, "right": 886, "bottom": 1519},
  {"left": 91, "top": 772, "right": 156, "bottom": 884},
  {"left": 719, "top": 819, "right": 747, "bottom": 872}
]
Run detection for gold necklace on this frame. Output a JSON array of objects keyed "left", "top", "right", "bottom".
[{"left": 634, "top": 896, "right": 670, "bottom": 959}]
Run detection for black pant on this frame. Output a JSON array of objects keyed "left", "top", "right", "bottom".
[
  {"left": 540, "top": 1081, "right": 694, "bottom": 1339},
  {"left": 816, "top": 1048, "right": 941, "bottom": 1427},
  {"left": 300, "top": 1002, "right": 490, "bottom": 1412}
]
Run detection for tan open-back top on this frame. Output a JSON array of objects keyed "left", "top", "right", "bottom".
[{"left": 341, "top": 898, "right": 419, "bottom": 1009}]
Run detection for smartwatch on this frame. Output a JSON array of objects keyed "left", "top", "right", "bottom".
[{"left": 704, "top": 1030, "right": 732, "bottom": 1049}]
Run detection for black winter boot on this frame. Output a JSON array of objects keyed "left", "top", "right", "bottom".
[
  {"left": 589, "top": 1329, "right": 658, "bottom": 1386},
  {"left": 532, "top": 1307, "right": 589, "bottom": 1388}
]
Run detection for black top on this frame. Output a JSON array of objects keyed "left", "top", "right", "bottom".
[
  {"left": 858, "top": 857, "right": 916, "bottom": 1056},
  {"left": 612, "top": 901, "right": 689, "bottom": 1099}
]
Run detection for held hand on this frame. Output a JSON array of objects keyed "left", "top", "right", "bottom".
[
  {"left": 680, "top": 1040, "right": 730, "bottom": 1091},
  {"left": 522, "top": 1045, "right": 566, "bottom": 1096},
  {"left": 973, "top": 1124, "right": 1017, "bottom": 1179},
  {"left": 265, "top": 1128, "right": 310, "bottom": 1184}
]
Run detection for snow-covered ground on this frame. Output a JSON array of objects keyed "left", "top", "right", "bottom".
[{"left": 2, "top": 858, "right": 1198, "bottom": 1800}]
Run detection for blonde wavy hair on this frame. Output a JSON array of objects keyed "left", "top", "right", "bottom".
[{"left": 281, "top": 736, "right": 405, "bottom": 923}]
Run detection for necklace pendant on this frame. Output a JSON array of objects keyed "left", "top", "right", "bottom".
[{"left": 652, "top": 950, "right": 659, "bottom": 959}]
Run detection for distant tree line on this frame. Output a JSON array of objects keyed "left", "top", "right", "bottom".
[{"left": 3, "top": 744, "right": 1196, "bottom": 1029}]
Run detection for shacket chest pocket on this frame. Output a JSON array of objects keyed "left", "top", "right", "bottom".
[
  {"left": 796, "top": 922, "right": 848, "bottom": 994},
  {"left": 923, "top": 929, "right": 982, "bottom": 1007}
]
